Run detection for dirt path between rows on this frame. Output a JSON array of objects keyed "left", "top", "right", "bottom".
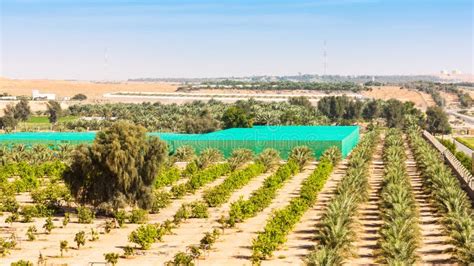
[
  {"left": 202, "top": 163, "right": 316, "bottom": 266},
  {"left": 404, "top": 141, "right": 455, "bottom": 265},
  {"left": 263, "top": 159, "right": 349, "bottom": 265},
  {"left": 350, "top": 138, "right": 384, "bottom": 265}
]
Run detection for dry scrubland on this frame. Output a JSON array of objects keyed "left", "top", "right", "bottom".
[
  {"left": 362, "top": 86, "right": 435, "bottom": 111},
  {"left": 0, "top": 77, "right": 441, "bottom": 111}
]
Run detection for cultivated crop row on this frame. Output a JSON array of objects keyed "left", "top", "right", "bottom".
[
  {"left": 251, "top": 146, "right": 342, "bottom": 263},
  {"left": 306, "top": 130, "right": 380, "bottom": 264},
  {"left": 408, "top": 130, "right": 474, "bottom": 264},
  {"left": 376, "top": 129, "right": 420, "bottom": 264}
]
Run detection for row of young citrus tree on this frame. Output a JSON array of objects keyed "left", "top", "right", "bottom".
[
  {"left": 126, "top": 148, "right": 276, "bottom": 255},
  {"left": 376, "top": 129, "right": 420, "bottom": 264},
  {"left": 251, "top": 146, "right": 342, "bottom": 263},
  {"left": 165, "top": 146, "right": 312, "bottom": 265},
  {"left": 306, "top": 130, "right": 380, "bottom": 264},
  {"left": 408, "top": 130, "right": 474, "bottom": 264}
]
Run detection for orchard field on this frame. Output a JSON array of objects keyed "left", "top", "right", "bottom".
[{"left": 1, "top": 124, "right": 473, "bottom": 266}]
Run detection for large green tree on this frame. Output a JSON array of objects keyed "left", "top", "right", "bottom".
[
  {"left": 63, "top": 122, "right": 168, "bottom": 209},
  {"left": 425, "top": 106, "right": 451, "bottom": 134},
  {"left": 383, "top": 99, "right": 405, "bottom": 128},
  {"left": 0, "top": 104, "right": 18, "bottom": 129},
  {"left": 221, "top": 106, "right": 253, "bottom": 128},
  {"left": 46, "top": 100, "right": 62, "bottom": 124},
  {"left": 14, "top": 99, "right": 32, "bottom": 121}
]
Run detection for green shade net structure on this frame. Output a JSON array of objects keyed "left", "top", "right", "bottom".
[{"left": 0, "top": 126, "right": 359, "bottom": 159}]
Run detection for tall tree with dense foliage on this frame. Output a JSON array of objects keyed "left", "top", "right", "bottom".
[
  {"left": 46, "top": 100, "right": 62, "bottom": 124},
  {"left": 425, "top": 106, "right": 451, "bottom": 135},
  {"left": 0, "top": 104, "right": 18, "bottom": 128},
  {"left": 383, "top": 99, "right": 405, "bottom": 128},
  {"left": 222, "top": 106, "right": 253, "bottom": 128},
  {"left": 63, "top": 121, "right": 168, "bottom": 209},
  {"left": 14, "top": 99, "right": 32, "bottom": 121}
]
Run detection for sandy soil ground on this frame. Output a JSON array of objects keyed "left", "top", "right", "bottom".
[
  {"left": 351, "top": 139, "right": 384, "bottom": 265},
  {"left": 405, "top": 141, "right": 454, "bottom": 264},
  {"left": 264, "top": 159, "right": 349, "bottom": 264},
  {"left": 362, "top": 86, "right": 435, "bottom": 111},
  {"left": 440, "top": 91, "right": 459, "bottom": 109},
  {"left": 0, "top": 77, "right": 178, "bottom": 100}
]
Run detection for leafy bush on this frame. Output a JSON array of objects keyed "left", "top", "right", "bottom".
[
  {"left": 227, "top": 160, "right": 299, "bottom": 227},
  {"left": 104, "top": 252, "right": 119, "bottom": 265},
  {"left": 170, "top": 184, "right": 187, "bottom": 199},
  {"left": 114, "top": 210, "right": 127, "bottom": 227},
  {"left": 167, "top": 252, "right": 194, "bottom": 266},
  {"left": 60, "top": 240, "right": 68, "bottom": 257},
  {"left": 155, "top": 167, "right": 181, "bottom": 189},
  {"left": 77, "top": 206, "right": 95, "bottom": 224},
  {"left": 252, "top": 147, "right": 340, "bottom": 261},
  {"left": 30, "top": 183, "right": 71, "bottom": 209},
  {"left": 151, "top": 190, "right": 171, "bottom": 213},
  {"left": 128, "top": 224, "right": 162, "bottom": 250},
  {"left": 185, "top": 163, "right": 231, "bottom": 193},
  {"left": 26, "top": 226, "right": 37, "bottom": 241},
  {"left": 20, "top": 205, "right": 54, "bottom": 220},
  {"left": 128, "top": 209, "right": 148, "bottom": 224},
  {"left": 74, "top": 231, "right": 86, "bottom": 249},
  {"left": 43, "top": 217, "right": 54, "bottom": 234},
  {"left": 10, "top": 260, "right": 33, "bottom": 266},
  {"left": 189, "top": 201, "right": 209, "bottom": 218},
  {"left": 203, "top": 163, "right": 265, "bottom": 207}
]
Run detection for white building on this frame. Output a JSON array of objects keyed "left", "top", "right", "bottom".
[{"left": 32, "top": 89, "right": 56, "bottom": 100}]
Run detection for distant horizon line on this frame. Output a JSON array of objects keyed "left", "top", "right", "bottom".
[{"left": 2, "top": 72, "right": 473, "bottom": 83}]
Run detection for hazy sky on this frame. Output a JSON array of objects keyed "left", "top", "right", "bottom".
[{"left": 0, "top": 0, "right": 473, "bottom": 80}]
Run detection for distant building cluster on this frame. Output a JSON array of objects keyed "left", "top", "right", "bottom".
[{"left": 32, "top": 89, "right": 56, "bottom": 100}]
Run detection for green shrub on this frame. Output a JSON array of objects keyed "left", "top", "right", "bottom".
[
  {"left": 104, "top": 252, "right": 119, "bottom": 265},
  {"left": 155, "top": 167, "right": 181, "bottom": 189},
  {"left": 189, "top": 201, "right": 208, "bottom": 219},
  {"left": 59, "top": 240, "right": 68, "bottom": 257},
  {"left": 227, "top": 160, "right": 299, "bottom": 227},
  {"left": 10, "top": 260, "right": 33, "bottom": 266},
  {"left": 128, "top": 209, "right": 148, "bottom": 224},
  {"left": 203, "top": 163, "right": 265, "bottom": 207},
  {"left": 43, "top": 217, "right": 54, "bottom": 234},
  {"left": 252, "top": 147, "right": 339, "bottom": 261},
  {"left": 151, "top": 190, "right": 171, "bottom": 213},
  {"left": 128, "top": 224, "right": 161, "bottom": 250},
  {"left": 62, "top": 213, "right": 70, "bottom": 227},
  {"left": 114, "top": 210, "right": 127, "bottom": 227},
  {"left": 26, "top": 226, "right": 37, "bottom": 241},
  {"left": 77, "top": 206, "right": 94, "bottom": 224},
  {"left": 170, "top": 184, "right": 187, "bottom": 199},
  {"left": 74, "top": 231, "right": 86, "bottom": 249},
  {"left": 168, "top": 252, "right": 194, "bottom": 266}
]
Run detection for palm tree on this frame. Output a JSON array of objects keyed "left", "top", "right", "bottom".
[
  {"left": 196, "top": 148, "right": 223, "bottom": 169},
  {"left": 288, "top": 146, "right": 313, "bottom": 170},
  {"left": 256, "top": 148, "right": 281, "bottom": 171},
  {"left": 228, "top": 148, "right": 254, "bottom": 170}
]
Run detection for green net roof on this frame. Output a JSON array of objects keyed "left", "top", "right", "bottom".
[
  {"left": 0, "top": 126, "right": 359, "bottom": 159},
  {"left": 151, "top": 126, "right": 358, "bottom": 141}
]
